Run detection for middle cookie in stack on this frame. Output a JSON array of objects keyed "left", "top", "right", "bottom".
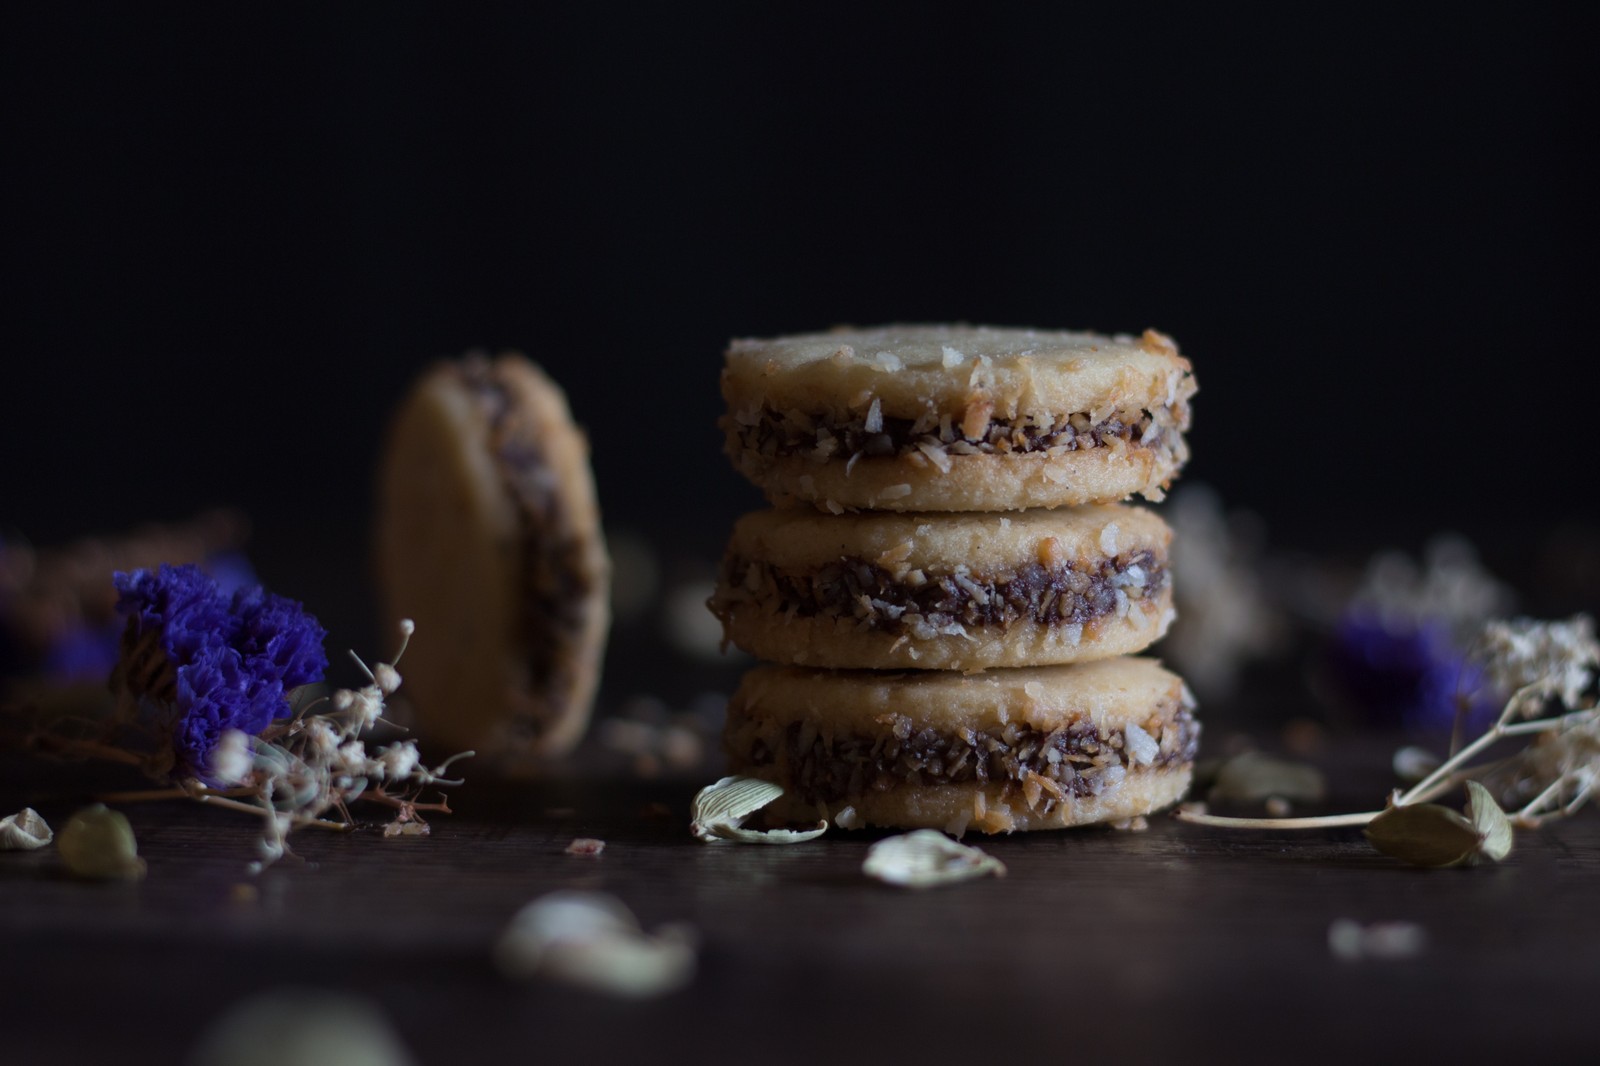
[{"left": 710, "top": 324, "right": 1199, "bottom": 834}]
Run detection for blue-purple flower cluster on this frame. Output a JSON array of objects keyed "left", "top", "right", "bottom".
[
  {"left": 1330, "top": 612, "right": 1500, "bottom": 732},
  {"left": 114, "top": 564, "right": 327, "bottom": 778}
]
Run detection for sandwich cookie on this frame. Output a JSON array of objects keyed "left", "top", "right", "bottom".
[
  {"left": 375, "top": 353, "right": 609, "bottom": 763},
  {"left": 722, "top": 324, "right": 1196, "bottom": 512},
  {"left": 709, "top": 504, "right": 1173, "bottom": 671},
  {"left": 725, "top": 658, "right": 1198, "bottom": 834}
]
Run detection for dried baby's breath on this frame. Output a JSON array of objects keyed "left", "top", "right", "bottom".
[
  {"left": 495, "top": 892, "right": 696, "bottom": 998},
  {"left": 1208, "top": 751, "right": 1326, "bottom": 806},
  {"left": 57, "top": 803, "right": 146, "bottom": 881},
  {"left": 1392, "top": 746, "right": 1440, "bottom": 783},
  {"left": 0, "top": 807, "right": 52, "bottom": 850},
  {"left": 862, "top": 829, "right": 1006, "bottom": 889},
  {"left": 689, "top": 775, "right": 826, "bottom": 844},
  {"left": 1479, "top": 615, "right": 1599, "bottom": 714}
]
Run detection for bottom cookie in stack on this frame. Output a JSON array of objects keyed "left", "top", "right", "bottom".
[{"left": 724, "top": 658, "right": 1198, "bottom": 835}]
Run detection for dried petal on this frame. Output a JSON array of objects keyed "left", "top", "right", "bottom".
[
  {"left": 689, "top": 775, "right": 826, "bottom": 845},
  {"left": 1209, "top": 751, "right": 1326, "bottom": 805},
  {"left": 862, "top": 829, "right": 1006, "bottom": 889},
  {"left": 57, "top": 804, "right": 146, "bottom": 881},
  {"left": 1363, "top": 803, "right": 1481, "bottom": 868},
  {"left": 189, "top": 989, "right": 415, "bottom": 1066},
  {"left": 0, "top": 808, "right": 52, "bottom": 850},
  {"left": 1328, "top": 919, "right": 1427, "bottom": 961},
  {"left": 494, "top": 892, "right": 695, "bottom": 998},
  {"left": 1392, "top": 746, "right": 1440, "bottom": 783},
  {"left": 1464, "top": 781, "right": 1513, "bottom": 864}
]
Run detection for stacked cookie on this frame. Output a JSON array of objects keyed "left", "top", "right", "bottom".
[{"left": 710, "top": 325, "right": 1199, "bottom": 835}]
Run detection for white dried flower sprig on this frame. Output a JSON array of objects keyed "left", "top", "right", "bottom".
[
  {"left": 99, "top": 620, "right": 471, "bottom": 870},
  {"left": 1176, "top": 614, "right": 1600, "bottom": 865}
]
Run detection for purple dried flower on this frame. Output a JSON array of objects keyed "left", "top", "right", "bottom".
[
  {"left": 173, "top": 647, "right": 287, "bottom": 781},
  {"left": 113, "top": 564, "right": 326, "bottom": 778},
  {"left": 115, "top": 564, "right": 239, "bottom": 662},
  {"left": 234, "top": 589, "right": 328, "bottom": 689},
  {"left": 1330, "top": 611, "right": 1500, "bottom": 732}
]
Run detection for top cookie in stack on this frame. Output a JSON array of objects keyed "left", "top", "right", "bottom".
[{"left": 721, "top": 324, "right": 1195, "bottom": 513}]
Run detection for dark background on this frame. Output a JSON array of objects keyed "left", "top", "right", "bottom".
[{"left": 3, "top": 5, "right": 1597, "bottom": 655}]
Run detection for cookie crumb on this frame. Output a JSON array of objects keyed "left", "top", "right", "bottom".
[{"left": 1139, "top": 329, "right": 1178, "bottom": 356}]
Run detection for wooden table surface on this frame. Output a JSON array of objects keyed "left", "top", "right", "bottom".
[{"left": 3, "top": 738, "right": 1595, "bottom": 1066}]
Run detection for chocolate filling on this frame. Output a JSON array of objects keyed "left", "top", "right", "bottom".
[
  {"left": 732, "top": 404, "right": 1176, "bottom": 462},
  {"left": 457, "top": 360, "right": 592, "bottom": 736},
  {"left": 716, "top": 550, "right": 1165, "bottom": 637},
  {"left": 740, "top": 703, "right": 1199, "bottom": 809}
]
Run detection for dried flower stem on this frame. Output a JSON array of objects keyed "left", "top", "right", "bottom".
[
  {"left": 1176, "top": 687, "right": 1592, "bottom": 831},
  {"left": 1174, "top": 810, "right": 1384, "bottom": 830}
]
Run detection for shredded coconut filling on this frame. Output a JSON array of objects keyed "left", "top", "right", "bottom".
[
  {"left": 734, "top": 702, "right": 1199, "bottom": 812},
  {"left": 457, "top": 361, "right": 592, "bottom": 740},
  {"left": 713, "top": 550, "right": 1166, "bottom": 636},
  {"left": 730, "top": 402, "right": 1187, "bottom": 464}
]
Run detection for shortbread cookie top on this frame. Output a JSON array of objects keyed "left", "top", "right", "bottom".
[
  {"left": 721, "top": 324, "right": 1196, "bottom": 511},
  {"left": 723, "top": 324, "right": 1193, "bottom": 423}
]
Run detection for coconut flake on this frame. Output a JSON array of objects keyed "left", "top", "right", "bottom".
[
  {"left": 941, "top": 345, "right": 965, "bottom": 368},
  {"left": 689, "top": 775, "right": 827, "bottom": 845},
  {"left": 863, "top": 830, "right": 1005, "bottom": 889},
  {"left": 0, "top": 808, "right": 52, "bottom": 850},
  {"left": 916, "top": 440, "right": 953, "bottom": 473},
  {"left": 494, "top": 892, "right": 696, "bottom": 997},
  {"left": 878, "top": 484, "right": 912, "bottom": 500},
  {"left": 872, "top": 351, "right": 904, "bottom": 372},
  {"left": 863, "top": 397, "right": 884, "bottom": 433},
  {"left": 1124, "top": 723, "right": 1159, "bottom": 767}
]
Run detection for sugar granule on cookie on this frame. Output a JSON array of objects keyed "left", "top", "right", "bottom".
[
  {"left": 375, "top": 352, "right": 609, "bottom": 764},
  {"left": 721, "top": 324, "right": 1196, "bottom": 512}
]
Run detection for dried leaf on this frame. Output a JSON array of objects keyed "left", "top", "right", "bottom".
[
  {"left": 1464, "top": 781, "right": 1513, "bottom": 864},
  {"left": 689, "top": 775, "right": 826, "bottom": 845},
  {"left": 494, "top": 891, "right": 695, "bottom": 998},
  {"left": 862, "top": 829, "right": 1006, "bottom": 889},
  {"left": 0, "top": 807, "right": 52, "bottom": 850},
  {"left": 57, "top": 804, "right": 146, "bottom": 881},
  {"left": 1364, "top": 803, "right": 1482, "bottom": 867},
  {"left": 1209, "top": 751, "right": 1326, "bottom": 805}
]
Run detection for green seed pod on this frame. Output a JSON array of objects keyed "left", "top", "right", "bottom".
[{"left": 57, "top": 804, "right": 147, "bottom": 881}]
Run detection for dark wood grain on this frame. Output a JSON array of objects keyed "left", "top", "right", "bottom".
[{"left": 2, "top": 743, "right": 1595, "bottom": 1066}]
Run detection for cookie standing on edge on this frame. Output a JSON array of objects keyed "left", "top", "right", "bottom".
[
  {"left": 722, "top": 324, "right": 1196, "bottom": 513},
  {"left": 375, "top": 353, "right": 609, "bottom": 763},
  {"left": 709, "top": 504, "right": 1173, "bottom": 671},
  {"left": 725, "top": 658, "right": 1199, "bottom": 835}
]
